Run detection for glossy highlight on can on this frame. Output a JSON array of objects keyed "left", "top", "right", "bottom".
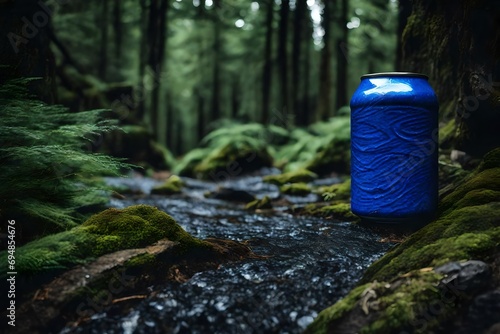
[{"left": 350, "top": 72, "right": 439, "bottom": 223}]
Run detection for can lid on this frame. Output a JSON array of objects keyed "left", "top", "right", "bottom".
[{"left": 361, "top": 72, "right": 428, "bottom": 79}]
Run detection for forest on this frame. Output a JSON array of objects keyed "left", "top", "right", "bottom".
[{"left": 0, "top": 0, "right": 499, "bottom": 333}]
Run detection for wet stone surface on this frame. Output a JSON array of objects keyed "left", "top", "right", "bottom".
[{"left": 62, "top": 174, "right": 391, "bottom": 334}]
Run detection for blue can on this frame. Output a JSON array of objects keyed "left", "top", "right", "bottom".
[{"left": 350, "top": 72, "right": 439, "bottom": 223}]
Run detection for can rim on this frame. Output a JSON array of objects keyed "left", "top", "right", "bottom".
[{"left": 360, "top": 72, "right": 428, "bottom": 79}]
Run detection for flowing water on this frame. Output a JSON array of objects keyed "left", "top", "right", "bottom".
[{"left": 62, "top": 172, "right": 392, "bottom": 334}]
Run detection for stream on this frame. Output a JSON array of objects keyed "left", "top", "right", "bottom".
[{"left": 61, "top": 171, "right": 392, "bottom": 334}]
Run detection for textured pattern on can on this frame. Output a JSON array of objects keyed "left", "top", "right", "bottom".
[{"left": 350, "top": 73, "right": 439, "bottom": 222}]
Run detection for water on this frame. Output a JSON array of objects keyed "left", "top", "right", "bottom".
[{"left": 62, "top": 174, "right": 391, "bottom": 334}]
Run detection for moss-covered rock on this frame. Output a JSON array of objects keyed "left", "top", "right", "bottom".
[
  {"left": 280, "top": 182, "right": 312, "bottom": 196},
  {"left": 318, "top": 178, "right": 351, "bottom": 201},
  {"left": 307, "top": 147, "right": 500, "bottom": 333},
  {"left": 0, "top": 205, "right": 207, "bottom": 276},
  {"left": 304, "top": 137, "right": 351, "bottom": 176},
  {"left": 151, "top": 175, "right": 183, "bottom": 195},
  {"left": 245, "top": 196, "right": 273, "bottom": 210},
  {"left": 174, "top": 148, "right": 209, "bottom": 177},
  {"left": 263, "top": 169, "right": 317, "bottom": 186},
  {"left": 194, "top": 141, "right": 273, "bottom": 180},
  {"left": 317, "top": 203, "right": 360, "bottom": 222}
]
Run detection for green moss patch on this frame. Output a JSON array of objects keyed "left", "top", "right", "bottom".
[
  {"left": 280, "top": 182, "right": 312, "bottom": 196},
  {"left": 151, "top": 175, "right": 183, "bottom": 195},
  {"left": 0, "top": 205, "right": 207, "bottom": 276},
  {"left": 245, "top": 196, "right": 273, "bottom": 210},
  {"left": 263, "top": 169, "right": 317, "bottom": 185},
  {"left": 318, "top": 178, "right": 351, "bottom": 201}
]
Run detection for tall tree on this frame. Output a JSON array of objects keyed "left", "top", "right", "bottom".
[
  {"left": 99, "top": 0, "right": 110, "bottom": 81},
  {"left": 147, "top": 0, "right": 170, "bottom": 139},
  {"left": 292, "top": 0, "right": 307, "bottom": 125},
  {"left": 112, "top": 0, "right": 123, "bottom": 60},
  {"left": 277, "top": 0, "right": 290, "bottom": 117},
  {"left": 211, "top": 0, "right": 222, "bottom": 122},
  {"left": 317, "top": 0, "right": 333, "bottom": 121},
  {"left": 261, "top": 0, "right": 274, "bottom": 124},
  {"left": 137, "top": 0, "right": 149, "bottom": 122},
  {"left": 336, "top": 0, "right": 348, "bottom": 110}
]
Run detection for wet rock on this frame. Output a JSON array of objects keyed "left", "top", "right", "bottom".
[
  {"left": 151, "top": 175, "right": 183, "bottom": 195},
  {"left": 205, "top": 187, "right": 256, "bottom": 203},
  {"left": 435, "top": 260, "right": 491, "bottom": 293},
  {"left": 458, "top": 289, "right": 500, "bottom": 334}
]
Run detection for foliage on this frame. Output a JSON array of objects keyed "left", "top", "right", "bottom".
[
  {"left": 263, "top": 169, "right": 318, "bottom": 186},
  {"left": 0, "top": 78, "right": 129, "bottom": 235},
  {"left": 151, "top": 175, "right": 184, "bottom": 195}
]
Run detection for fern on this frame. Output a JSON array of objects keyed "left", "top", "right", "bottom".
[{"left": 0, "top": 78, "right": 130, "bottom": 236}]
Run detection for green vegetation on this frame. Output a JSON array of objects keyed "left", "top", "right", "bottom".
[
  {"left": 319, "top": 178, "right": 351, "bottom": 201},
  {"left": 151, "top": 175, "right": 184, "bottom": 195},
  {"left": 280, "top": 183, "right": 312, "bottom": 196},
  {"left": 0, "top": 205, "right": 207, "bottom": 277},
  {"left": 0, "top": 78, "right": 129, "bottom": 237},
  {"left": 264, "top": 169, "right": 318, "bottom": 185},
  {"left": 245, "top": 196, "right": 273, "bottom": 211}
]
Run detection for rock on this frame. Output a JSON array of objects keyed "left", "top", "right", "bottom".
[
  {"left": 458, "top": 289, "right": 500, "bottom": 334},
  {"left": 245, "top": 195, "right": 273, "bottom": 210},
  {"left": 317, "top": 203, "right": 360, "bottom": 222},
  {"left": 263, "top": 169, "right": 318, "bottom": 186},
  {"left": 435, "top": 260, "right": 491, "bottom": 294},
  {"left": 205, "top": 187, "right": 256, "bottom": 203},
  {"left": 280, "top": 182, "right": 312, "bottom": 196},
  {"left": 304, "top": 137, "right": 351, "bottom": 176},
  {"left": 13, "top": 237, "right": 257, "bottom": 334},
  {"left": 151, "top": 175, "right": 183, "bottom": 195}
]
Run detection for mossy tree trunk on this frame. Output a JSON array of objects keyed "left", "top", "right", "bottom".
[{"left": 401, "top": 0, "right": 500, "bottom": 157}]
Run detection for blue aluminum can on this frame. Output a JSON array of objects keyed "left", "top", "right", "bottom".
[{"left": 350, "top": 72, "right": 439, "bottom": 222}]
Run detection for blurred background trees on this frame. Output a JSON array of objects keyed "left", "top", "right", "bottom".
[{"left": 32, "top": 0, "right": 398, "bottom": 155}]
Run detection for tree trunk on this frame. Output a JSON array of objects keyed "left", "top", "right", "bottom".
[
  {"left": 317, "top": 0, "right": 332, "bottom": 121},
  {"left": 402, "top": 0, "right": 500, "bottom": 157},
  {"left": 137, "top": 0, "right": 148, "bottom": 122},
  {"left": 147, "top": 0, "right": 169, "bottom": 140},
  {"left": 396, "top": 0, "right": 412, "bottom": 70},
  {"left": 99, "top": 0, "right": 109, "bottom": 81},
  {"left": 112, "top": 0, "right": 123, "bottom": 60},
  {"left": 261, "top": 0, "right": 274, "bottom": 124},
  {"left": 211, "top": 0, "right": 222, "bottom": 123},
  {"left": 277, "top": 0, "right": 290, "bottom": 116},
  {"left": 335, "top": 0, "right": 348, "bottom": 111},
  {"left": 0, "top": 1, "right": 56, "bottom": 102},
  {"left": 292, "top": 0, "right": 306, "bottom": 125}
]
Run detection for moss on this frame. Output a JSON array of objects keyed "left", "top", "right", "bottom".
[
  {"left": 245, "top": 195, "right": 273, "bottom": 210},
  {"left": 318, "top": 178, "right": 351, "bottom": 201},
  {"left": 263, "top": 169, "right": 317, "bottom": 185},
  {"left": 439, "top": 118, "right": 456, "bottom": 148},
  {"left": 304, "top": 137, "right": 351, "bottom": 176},
  {"left": 124, "top": 253, "right": 157, "bottom": 268},
  {"left": 305, "top": 283, "right": 373, "bottom": 334},
  {"left": 194, "top": 142, "right": 273, "bottom": 179},
  {"left": 280, "top": 182, "right": 312, "bottom": 196},
  {"left": 0, "top": 205, "right": 207, "bottom": 276},
  {"left": 476, "top": 147, "right": 500, "bottom": 173},
  {"left": 151, "top": 175, "right": 183, "bottom": 195},
  {"left": 318, "top": 203, "right": 360, "bottom": 222}
]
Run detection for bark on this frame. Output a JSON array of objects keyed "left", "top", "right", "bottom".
[
  {"left": 261, "top": 0, "right": 274, "bottom": 124},
  {"left": 99, "top": 0, "right": 109, "bottom": 81},
  {"left": 396, "top": 0, "right": 412, "bottom": 70},
  {"left": 112, "top": 0, "right": 123, "bottom": 60},
  {"left": 277, "top": 0, "right": 290, "bottom": 115},
  {"left": 335, "top": 0, "right": 348, "bottom": 111},
  {"left": 317, "top": 0, "right": 332, "bottom": 121},
  {"left": 402, "top": 0, "right": 500, "bottom": 157},
  {"left": 211, "top": 0, "right": 222, "bottom": 122},
  {"left": 137, "top": 0, "right": 148, "bottom": 122},
  {"left": 292, "top": 0, "right": 307, "bottom": 125}
]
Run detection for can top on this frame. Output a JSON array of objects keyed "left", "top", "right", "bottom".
[{"left": 360, "top": 72, "right": 428, "bottom": 80}]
